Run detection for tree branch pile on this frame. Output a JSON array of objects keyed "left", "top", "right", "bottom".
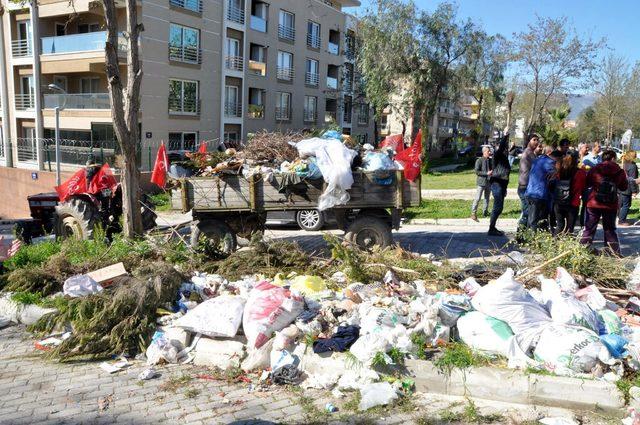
[{"left": 241, "top": 130, "right": 303, "bottom": 163}]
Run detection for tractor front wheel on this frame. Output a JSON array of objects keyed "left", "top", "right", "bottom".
[{"left": 55, "top": 198, "right": 98, "bottom": 240}]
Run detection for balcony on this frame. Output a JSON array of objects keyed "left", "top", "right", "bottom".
[
  {"left": 278, "top": 25, "right": 295, "bottom": 42},
  {"left": 328, "top": 42, "right": 339, "bottom": 55},
  {"left": 12, "top": 39, "right": 32, "bottom": 57},
  {"left": 277, "top": 67, "right": 294, "bottom": 81},
  {"left": 226, "top": 1, "right": 245, "bottom": 25},
  {"left": 15, "top": 94, "right": 35, "bottom": 110},
  {"left": 303, "top": 109, "right": 316, "bottom": 123},
  {"left": 224, "top": 101, "right": 242, "bottom": 118},
  {"left": 305, "top": 72, "right": 319, "bottom": 87},
  {"left": 343, "top": 110, "right": 352, "bottom": 124},
  {"left": 225, "top": 56, "right": 244, "bottom": 72},
  {"left": 307, "top": 33, "right": 321, "bottom": 49},
  {"left": 169, "top": 45, "right": 202, "bottom": 64},
  {"left": 170, "top": 0, "right": 203, "bottom": 13},
  {"left": 275, "top": 107, "right": 290, "bottom": 120},
  {"left": 326, "top": 76, "right": 338, "bottom": 90},
  {"left": 325, "top": 111, "right": 337, "bottom": 123},
  {"left": 248, "top": 60, "right": 266, "bottom": 76},
  {"left": 41, "top": 31, "right": 123, "bottom": 55},
  {"left": 168, "top": 97, "right": 200, "bottom": 115},
  {"left": 44, "top": 93, "right": 110, "bottom": 109},
  {"left": 250, "top": 15, "right": 267, "bottom": 32},
  {"left": 247, "top": 104, "right": 264, "bottom": 119},
  {"left": 438, "top": 126, "right": 454, "bottom": 136}
]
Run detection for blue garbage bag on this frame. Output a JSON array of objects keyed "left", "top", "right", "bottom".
[{"left": 599, "top": 333, "right": 628, "bottom": 358}]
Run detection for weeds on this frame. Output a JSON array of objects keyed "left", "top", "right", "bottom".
[
  {"left": 3, "top": 240, "right": 61, "bottom": 271},
  {"left": 298, "top": 394, "right": 329, "bottom": 422},
  {"left": 160, "top": 374, "right": 193, "bottom": 393},
  {"left": 184, "top": 388, "right": 201, "bottom": 399},
  {"left": 434, "top": 343, "right": 489, "bottom": 375},
  {"left": 10, "top": 291, "right": 44, "bottom": 305}
]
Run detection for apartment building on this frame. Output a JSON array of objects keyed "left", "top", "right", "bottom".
[{"left": 0, "top": 0, "right": 370, "bottom": 172}]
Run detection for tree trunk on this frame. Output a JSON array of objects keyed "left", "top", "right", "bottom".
[{"left": 372, "top": 105, "right": 379, "bottom": 146}]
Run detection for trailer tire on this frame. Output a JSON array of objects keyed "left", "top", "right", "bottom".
[
  {"left": 191, "top": 220, "right": 237, "bottom": 257},
  {"left": 140, "top": 194, "right": 157, "bottom": 231},
  {"left": 345, "top": 216, "right": 392, "bottom": 250},
  {"left": 55, "top": 198, "right": 98, "bottom": 240},
  {"left": 296, "top": 209, "right": 325, "bottom": 231}
]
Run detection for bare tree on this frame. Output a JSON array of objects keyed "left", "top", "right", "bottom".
[
  {"left": 594, "top": 54, "right": 629, "bottom": 143},
  {"left": 102, "top": 0, "right": 144, "bottom": 237}
]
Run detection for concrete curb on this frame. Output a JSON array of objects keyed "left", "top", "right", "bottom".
[
  {"left": 301, "top": 350, "right": 625, "bottom": 413},
  {"left": 406, "top": 218, "right": 519, "bottom": 226}
]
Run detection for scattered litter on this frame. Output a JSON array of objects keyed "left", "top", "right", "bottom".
[
  {"left": 63, "top": 274, "right": 103, "bottom": 297},
  {"left": 138, "top": 368, "right": 159, "bottom": 380},
  {"left": 97, "top": 394, "right": 113, "bottom": 412},
  {"left": 539, "top": 418, "right": 578, "bottom": 425},
  {"left": 99, "top": 358, "right": 129, "bottom": 374},
  {"left": 86, "top": 262, "right": 127, "bottom": 286},
  {"left": 325, "top": 403, "right": 338, "bottom": 413},
  {"left": 35, "top": 331, "right": 71, "bottom": 351},
  {"left": 358, "top": 382, "right": 398, "bottom": 411},
  {"left": 174, "top": 296, "right": 245, "bottom": 338}
]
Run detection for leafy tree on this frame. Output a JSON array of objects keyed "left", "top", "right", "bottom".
[
  {"left": 593, "top": 54, "right": 630, "bottom": 143},
  {"left": 624, "top": 62, "right": 640, "bottom": 135}
]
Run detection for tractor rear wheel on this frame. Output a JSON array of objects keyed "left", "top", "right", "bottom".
[
  {"left": 190, "top": 219, "right": 237, "bottom": 257},
  {"left": 55, "top": 198, "right": 98, "bottom": 240}
]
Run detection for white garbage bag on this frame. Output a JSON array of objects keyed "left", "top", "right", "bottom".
[
  {"left": 554, "top": 267, "right": 579, "bottom": 293},
  {"left": 471, "top": 269, "right": 552, "bottom": 353},
  {"left": 629, "top": 258, "right": 640, "bottom": 292},
  {"left": 337, "top": 369, "right": 379, "bottom": 390},
  {"left": 243, "top": 281, "right": 304, "bottom": 349},
  {"left": 359, "top": 382, "right": 398, "bottom": 411},
  {"left": 539, "top": 276, "right": 601, "bottom": 333},
  {"left": 146, "top": 332, "right": 183, "bottom": 365},
  {"left": 533, "top": 324, "right": 611, "bottom": 375},
  {"left": 63, "top": 275, "right": 103, "bottom": 297},
  {"left": 174, "top": 295, "right": 245, "bottom": 338},
  {"left": 241, "top": 338, "right": 274, "bottom": 372},
  {"left": 457, "top": 311, "right": 514, "bottom": 356},
  {"left": 295, "top": 137, "right": 357, "bottom": 210},
  {"left": 349, "top": 333, "right": 391, "bottom": 365}
]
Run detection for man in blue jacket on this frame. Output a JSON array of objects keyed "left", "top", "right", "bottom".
[{"left": 525, "top": 150, "right": 563, "bottom": 231}]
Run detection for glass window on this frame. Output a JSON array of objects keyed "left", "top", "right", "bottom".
[
  {"left": 169, "top": 23, "right": 200, "bottom": 63},
  {"left": 306, "top": 58, "right": 318, "bottom": 74},
  {"left": 279, "top": 10, "right": 294, "bottom": 28},
  {"left": 169, "top": 79, "right": 199, "bottom": 114},
  {"left": 276, "top": 92, "right": 291, "bottom": 120},
  {"left": 277, "top": 51, "right": 293, "bottom": 68},
  {"left": 304, "top": 96, "right": 317, "bottom": 122},
  {"left": 80, "top": 77, "right": 101, "bottom": 93},
  {"left": 307, "top": 21, "right": 320, "bottom": 48}
]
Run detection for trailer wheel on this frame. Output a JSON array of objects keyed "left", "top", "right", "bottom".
[
  {"left": 296, "top": 209, "right": 324, "bottom": 231},
  {"left": 140, "top": 194, "right": 157, "bottom": 231},
  {"left": 345, "top": 216, "right": 393, "bottom": 250},
  {"left": 191, "top": 220, "right": 237, "bottom": 256},
  {"left": 55, "top": 198, "right": 98, "bottom": 240}
]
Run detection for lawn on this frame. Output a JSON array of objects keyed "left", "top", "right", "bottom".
[
  {"left": 422, "top": 168, "right": 520, "bottom": 190},
  {"left": 405, "top": 199, "right": 523, "bottom": 220}
]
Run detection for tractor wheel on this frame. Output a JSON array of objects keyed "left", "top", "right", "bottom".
[
  {"left": 141, "top": 194, "right": 157, "bottom": 231},
  {"left": 345, "top": 216, "right": 393, "bottom": 250},
  {"left": 190, "top": 219, "right": 237, "bottom": 257},
  {"left": 55, "top": 198, "right": 98, "bottom": 240}
]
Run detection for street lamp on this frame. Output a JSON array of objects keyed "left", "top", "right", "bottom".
[{"left": 47, "top": 83, "right": 66, "bottom": 186}]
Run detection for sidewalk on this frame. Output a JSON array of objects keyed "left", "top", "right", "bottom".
[
  {"left": 407, "top": 218, "right": 519, "bottom": 227},
  {"left": 421, "top": 188, "right": 520, "bottom": 200}
]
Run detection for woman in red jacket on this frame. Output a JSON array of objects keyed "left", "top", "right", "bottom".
[{"left": 553, "top": 152, "right": 586, "bottom": 234}]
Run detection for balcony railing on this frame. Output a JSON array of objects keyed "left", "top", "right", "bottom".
[
  {"left": 247, "top": 104, "right": 264, "bottom": 118},
  {"left": 15, "top": 94, "right": 35, "bottom": 110},
  {"left": 325, "top": 111, "right": 337, "bottom": 123},
  {"left": 278, "top": 25, "right": 295, "bottom": 41},
  {"left": 17, "top": 138, "right": 37, "bottom": 162},
  {"left": 226, "top": 1, "right": 245, "bottom": 24},
  {"left": 303, "top": 109, "right": 316, "bottom": 122},
  {"left": 326, "top": 76, "right": 338, "bottom": 90},
  {"left": 277, "top": 67, "right": 294, "bottom": 81},
  {"left": 250, "top": 15, "right": 267, "bottom": 32},
  {"left": 305, "top": 72, "right": 319, "bottom": 86},
  {"left": 168, "top": 97, "right": 200, "bottom": 115},
  {"left": 328, "top": 42, "right": 339, "bottom": 55},
  {"left": 41, "top": 31, "right": 124, "bottom": 55},
  {"left": 169, "top": 45, "right": 202, "bottom": 64},
  {"left": 225, "top": 56, "right": 244, "bottom": 71},
  {"left": 12, "top": 38, "right": 32, "bottom": 57},
  {"left": 224, "top": 101, "right": 242, "bottom": 118},
  {"left": 307, "top": 33, "right": 321, "bottom": 49},
  {"left": 170, "top": 0, "right": 203, "bottom": 13},
  {"left": 44, "top": 93, "right": 110, "bottom": 109},
  {"left": 248, "top": 60, "right": 266, "bottom": 76},
  {"left": 275, "top": 107, "right": 290, "bottom": 120},
  {"left": 343, "top": 110, "right": 352, "bottom": 124}
]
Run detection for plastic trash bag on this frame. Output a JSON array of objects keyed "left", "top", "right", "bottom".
[
  {"left": 437, "top": 293, "right": 472, "bottom": 327},
  {"left": 241, "top": 338, "right": 274, "bottom": 372},
  {"left": 471, "top": 269, "right": 552, "bottom": 353},
  {"left": 555, "top": 267, "right": 579, "bottom": 293},
  {"left": 290, "top": 275, "right": 328, "bottom": 298},
  {"left": 628, "top": 258, "right": 640, "bottom": 292},
  {"left": 295, "top": 137, "right": 357, "bottom": 211},
  {"left": 243, "top": 281, "right": 304, "bottom": 349},
  {"left": 146, "top": 331, "right": 182, "bottom": 365},
  {"left": 539, "top": 276, "right": 601, "bottom": 333},
  {"left": 349, "top": 333, "right": 391, "bottom": 365},
  {"left": 600, "top": 334, "right": 628, "bottom": 358},
  {"left": 174, "top": 295, "right": 245, "bottom": 338},
  {"left": 574, "top": 285, "right": 607, "bottom": 311},
  {"left": 294, "top": 158, "right": 322, "bottom": 180},
  {"left": 359, "top": 306, "right": 401, "bottom": 335},
  {"left": 358, "top": 382, "right": 398, "bottom": 411},
  {"left": 597, "top": 309, "right": 622, "bottom": 335},
  {"left": 337, "top": 369, "right": 379, "bottom": 390},
  {"left": 63, "top": 274, "right": 103, "bottom": 297},
  {"left": 362, "top": 151, "right": 396, "bottom": 185},
  {"left": 533, "top": 324, "right": 611, "bottom": 375},
  {"left": 457, "top": 311, "right": 515, "bottom": 356}
]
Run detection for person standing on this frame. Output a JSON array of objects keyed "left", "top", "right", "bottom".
[
  {"left": 508, "top": 141, "right": 518, "bottom": 167},
  {"left": 559, "top": 138, "right": 571, "bottom": 155},
  {"left": 525, "top": 150, "right": 563, "bottom": 231},
  {"left": 471, "top": 146, "right": 492, "bottom": 221},
  {"left": 517, "top": 134, "right": 540, "bottom": 229},
  {"left": 582, "top": 142, "right": 602, "bottom": 168},
  {"left": 488, "top": 132, "right": 511, "bottom": 236},
  {"left": 553, "top": 152, "right": 586, "bottom": 234},
  {"left": 577, "top": 143, "right": 590, "bottom": 167},
  {"left": 618, "top": 150, "right": 640, "bottom": 226},
  {"left": 580, "top": 149, "right": 628, "bottom": 256}
]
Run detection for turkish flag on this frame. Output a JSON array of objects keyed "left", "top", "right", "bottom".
[
  {"left": 151, "top": 142, "right": 169, "bottom": 188},
  {"left": 55, "top": 168, "right": 88, "bottom": 203},
  {"left": 198, "top": 141, "right": 207, "bottom": 154},
  {"left": 380, "top": 134, "right": 404, "bottom": 153},
  {"left": 395, "top": 130, "right": 422, "bottom": 182},
  {"left": 88, "top": 164, "right": 118, "bottom": 194}
]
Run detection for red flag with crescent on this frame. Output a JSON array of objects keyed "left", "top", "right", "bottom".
[{"left": 151, "top": 142, "right": 169, "bottom": 188}]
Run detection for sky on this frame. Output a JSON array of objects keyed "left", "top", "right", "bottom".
[{"left": 349, "top": 0, "right": 640, "bottom": 65}]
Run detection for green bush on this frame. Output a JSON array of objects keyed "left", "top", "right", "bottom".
[{"left": 3, "top": 240, "right": 61, "bottom": 271}]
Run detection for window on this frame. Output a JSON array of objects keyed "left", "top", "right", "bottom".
[
  {"left": 53, "top": 75, "right": 67, "bottom": 91},
  {"left": 277, "top": 51, "right": 293, "bottom": 81},
  {"left": 304, "top": 96, "right": 317, "bottom": 123},
  {"left": 169, "top": 23, "right": 201, "bottom": 64},
  {"left": 169, "top": 79, "right": 199, "bottom": 114},
  {"left": 170, "top": 0, "right": 202, "bottom": 13},
  {"left": 169, "top": 132, "right": 197, "bottom": 151},
  {"left": 307, "top": 21, "right": 320, "bottom": 49},
  {"left": 248, "top": 44, "right": 267, "bottom": 76},
  {"left": 80, "top": 77, "right": 101, "bottom": 94},
  {"left": 226, "top": 0, "right": 244, "bottom": 24},
  {"left": 358, "top": 103, "right": 369, "bottom": 125},
  {"left": 225, "top": 85, "right": 241, "bottom": 117},
  {"left": 225, "top": 38, "right": 243, "bottom": 70},
  {"left": 278, "top": 10, "right": 295, "bottom": 41},
  {"left": 343, "top": 98, "right": 352, "bottom": 124},
  {"left": 248, "top": 88, "right": 265, "bottom": 118},
  {"left": 77, "top": 23, "right": 101, "bottom": 33},
  {"left": 327, "top": 64, "right": 339, "bottom": 90},
  {"left": 305, "top": 59, "right": 319, "bottom": 86},
  {"left": 224, "top": 132, "right": 239, "bottom": 143},
  {"left": 55, "top": 23, "right": 66, "bottom": 37},
  {"left": 343, "top": 63, "right": 353, "bottom": 91},
  {"left": 328, "top": 29, "right": 340, "bottom": 55},
  {"left": 275, "top": 92, "right": 291, "bottom": 120},
  {"left": 250, "top": 1, "right": 268, "bottom": 32}
]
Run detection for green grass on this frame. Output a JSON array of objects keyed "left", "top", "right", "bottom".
[
  {"left": 422, "top": 168, "right": 520, "bottom": 190},
  {"left": 148, "top": 192, "right": 172, "bottom": 212},
  {"left": 405, "top": 199, "right": 522, "bottom": 220},
  {"left": 434, "top": 343, "right": 489, "bottom": 375}
]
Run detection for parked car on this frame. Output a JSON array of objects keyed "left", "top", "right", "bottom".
[
  {"left": 266, "top": 209, "right": 335, "bottom": 231},
  {"left": 458, "top": 145, "right": 475, "bottom": 157}
]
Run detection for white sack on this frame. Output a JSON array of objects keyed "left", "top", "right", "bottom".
[
  {"left": 63, "top": 275, "right": 103, "bottom": 297},
  {"left": 241, "top": 338, "right": 274, "bottom": 372},
  {"left": 457, "top": 311, "right": 514, "bottom": 356},
  {"left": 174, "top": 296, "right": 245, "bottom": 338},
  {"left": 350, "top": 333, "right": 391, "bottom": 365},
  {"left": 359, "top": 382, "right": 398, "bottom": 411},
  {"left": 539, "top": 277, "right": 601, "bottom": 333}
]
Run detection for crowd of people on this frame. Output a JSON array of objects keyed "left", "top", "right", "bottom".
[{"left": 471, "top": 133, "right": 639, "bottom": 256}]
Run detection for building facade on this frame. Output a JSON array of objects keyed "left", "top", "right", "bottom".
[{"left": 0, "top": 0, "right": 371, "bottom": 171}]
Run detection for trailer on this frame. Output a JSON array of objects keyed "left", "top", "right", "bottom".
[{"left": 172, "top": 170, "right": 421, "bottom": 252}]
